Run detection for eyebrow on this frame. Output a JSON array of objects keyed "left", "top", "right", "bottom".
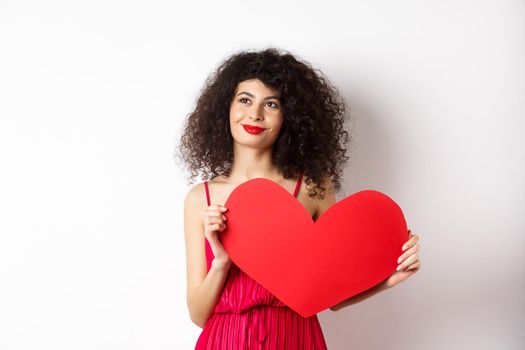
[{"left": 236, "top": 91, "right": 281, "bottom": 100}]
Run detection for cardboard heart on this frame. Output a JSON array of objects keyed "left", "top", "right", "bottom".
[{"left": 219, "top": 178, "right": 408, "bottom": 318}]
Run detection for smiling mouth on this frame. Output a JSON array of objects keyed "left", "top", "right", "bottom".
[{"left": 242, "top": 124, "right": 266, "bottom": 134}]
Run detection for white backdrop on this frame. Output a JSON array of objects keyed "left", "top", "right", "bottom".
[{"left": 1, "top": 1, "right": 524, "bottom": 349}]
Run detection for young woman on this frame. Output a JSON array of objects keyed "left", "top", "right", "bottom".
[{"left": 177, "top": 47, "right": 421, "bottom": 349}]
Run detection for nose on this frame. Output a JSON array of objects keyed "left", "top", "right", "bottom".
[{"left": 248, "top": 104, "right": 264, "bottom": 121}]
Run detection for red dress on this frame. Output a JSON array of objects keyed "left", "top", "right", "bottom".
[{"left": 195, "top": 174, "right": 328, "bottom": 350}]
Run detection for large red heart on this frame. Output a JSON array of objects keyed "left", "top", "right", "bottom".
[{"left": 220, "top": 178, "right": 408, "bottom": 318}]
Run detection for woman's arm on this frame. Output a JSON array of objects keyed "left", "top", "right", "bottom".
[
  {"left": 184, "top": 184, "right": 231, "bottom": 328},
  {"left": 329, "top": 280, "right": 390, "bottom": 311}
]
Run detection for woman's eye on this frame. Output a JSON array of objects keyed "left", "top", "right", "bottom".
[{"left": 238, "top": 98, "right": 278, "bottom": 108}]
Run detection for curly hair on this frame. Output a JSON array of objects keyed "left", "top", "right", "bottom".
[{"left": 175, "top": 46, "right": 353, "bottom": 199}]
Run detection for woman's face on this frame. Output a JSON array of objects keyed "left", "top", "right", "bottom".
[{"left": 229, "top": 78, "right": 283, "bottom": 149}]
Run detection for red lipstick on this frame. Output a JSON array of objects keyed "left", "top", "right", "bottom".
[{"left": 242, "top": 124, "right": 266, "bottom": 135}]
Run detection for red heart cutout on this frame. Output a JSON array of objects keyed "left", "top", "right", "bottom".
[{"left": 220, "top": 178, "right": 408, "bottom": 318}]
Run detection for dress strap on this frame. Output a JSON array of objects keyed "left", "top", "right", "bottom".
[
  {"left": 204, "top": 181, "right": 211, "bottom": 206},
  {"left": 293, "top": 172, "right": 303, "bottom": 198},
  {"left": 203, "top": 180, "right": 214, "bottom": 272}
]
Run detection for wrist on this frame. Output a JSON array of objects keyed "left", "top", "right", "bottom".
[{"left": 381, "top": 278, "right": 393, "bottom": 290}]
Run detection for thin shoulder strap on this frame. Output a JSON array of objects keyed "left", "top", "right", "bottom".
[
  {"left": 203, "top": 181, "right": 214, "bottom": 271},
  {"left": 293, "top": 172, "right": 303, "bottom": 198},
  {"left": 204, "top": 181, "right": 211, "bottom": 206}
]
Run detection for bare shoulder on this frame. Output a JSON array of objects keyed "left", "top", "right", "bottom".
[
  {"left": 184, "top": 182, "right": 206, "bottom": 207},
  {"left": 184, "top": 182, "right": 208, "bottom": 235},
  {"left": 183, "top": 181, "right": 211, "bottom": 294},
  {"left": 184, "top": 176, "right": 223, "bottom": 212}
]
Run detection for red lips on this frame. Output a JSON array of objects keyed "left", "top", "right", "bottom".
[{"left": 242, "top": 124, "right": 266, "bottom": 134}]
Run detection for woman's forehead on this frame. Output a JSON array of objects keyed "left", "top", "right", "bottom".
[{"left": 235, "top": 79, "right": 281, "bottom": 97}]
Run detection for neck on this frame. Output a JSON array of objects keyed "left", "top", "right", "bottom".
[{"left": 228, "top": 143, "right": 282, "bottom": 184}]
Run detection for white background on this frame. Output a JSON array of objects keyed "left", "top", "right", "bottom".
[{"left": 1, "top": 1, "right": 524, "bottom": 349}]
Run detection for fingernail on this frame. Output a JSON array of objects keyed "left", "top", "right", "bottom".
[
  {"left": 221, "top": 207, "right": 227, "bottom": 211},
  {"left": 397, "top": 256, "right": 403, "bottom": 263},
  {"left": 396, "top": 265, "right": 403, "bottom": 271}
]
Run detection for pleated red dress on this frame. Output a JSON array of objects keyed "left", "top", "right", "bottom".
[{"left": 195, "top": 173, "right": 328, "bottom": 350}]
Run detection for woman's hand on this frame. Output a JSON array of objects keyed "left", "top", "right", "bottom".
[
  {"left": 204, "top": 204, "right": 231, "bottom": 268},
  {"left": 384, "top": 229, "right": 421, "bottom": 289}
]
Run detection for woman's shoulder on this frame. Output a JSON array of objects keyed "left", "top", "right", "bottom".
[
  {"left": 184, "top": 175, "right": 228, "bottom": 206},
  {"left": 184, "top": 182, "right": 206, "bottom": 208}
]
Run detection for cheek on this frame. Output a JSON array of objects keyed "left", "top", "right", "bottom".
[
  {"left": 229, "top": 111, "right": 243, "bottom": 134},
  {"left": 272, "top": 115, "right": 284, "bottom": 132},
  {"left": 229, "top": 106, "right": 245, "bottom": 122}
]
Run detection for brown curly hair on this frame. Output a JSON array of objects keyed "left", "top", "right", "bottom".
[{"left": 175, "top": 46, "right": 353, "bottom": 199}]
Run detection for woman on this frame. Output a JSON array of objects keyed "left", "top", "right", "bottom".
[{"left": 177, "top": 47, "right": 421, "bottom": 349}]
